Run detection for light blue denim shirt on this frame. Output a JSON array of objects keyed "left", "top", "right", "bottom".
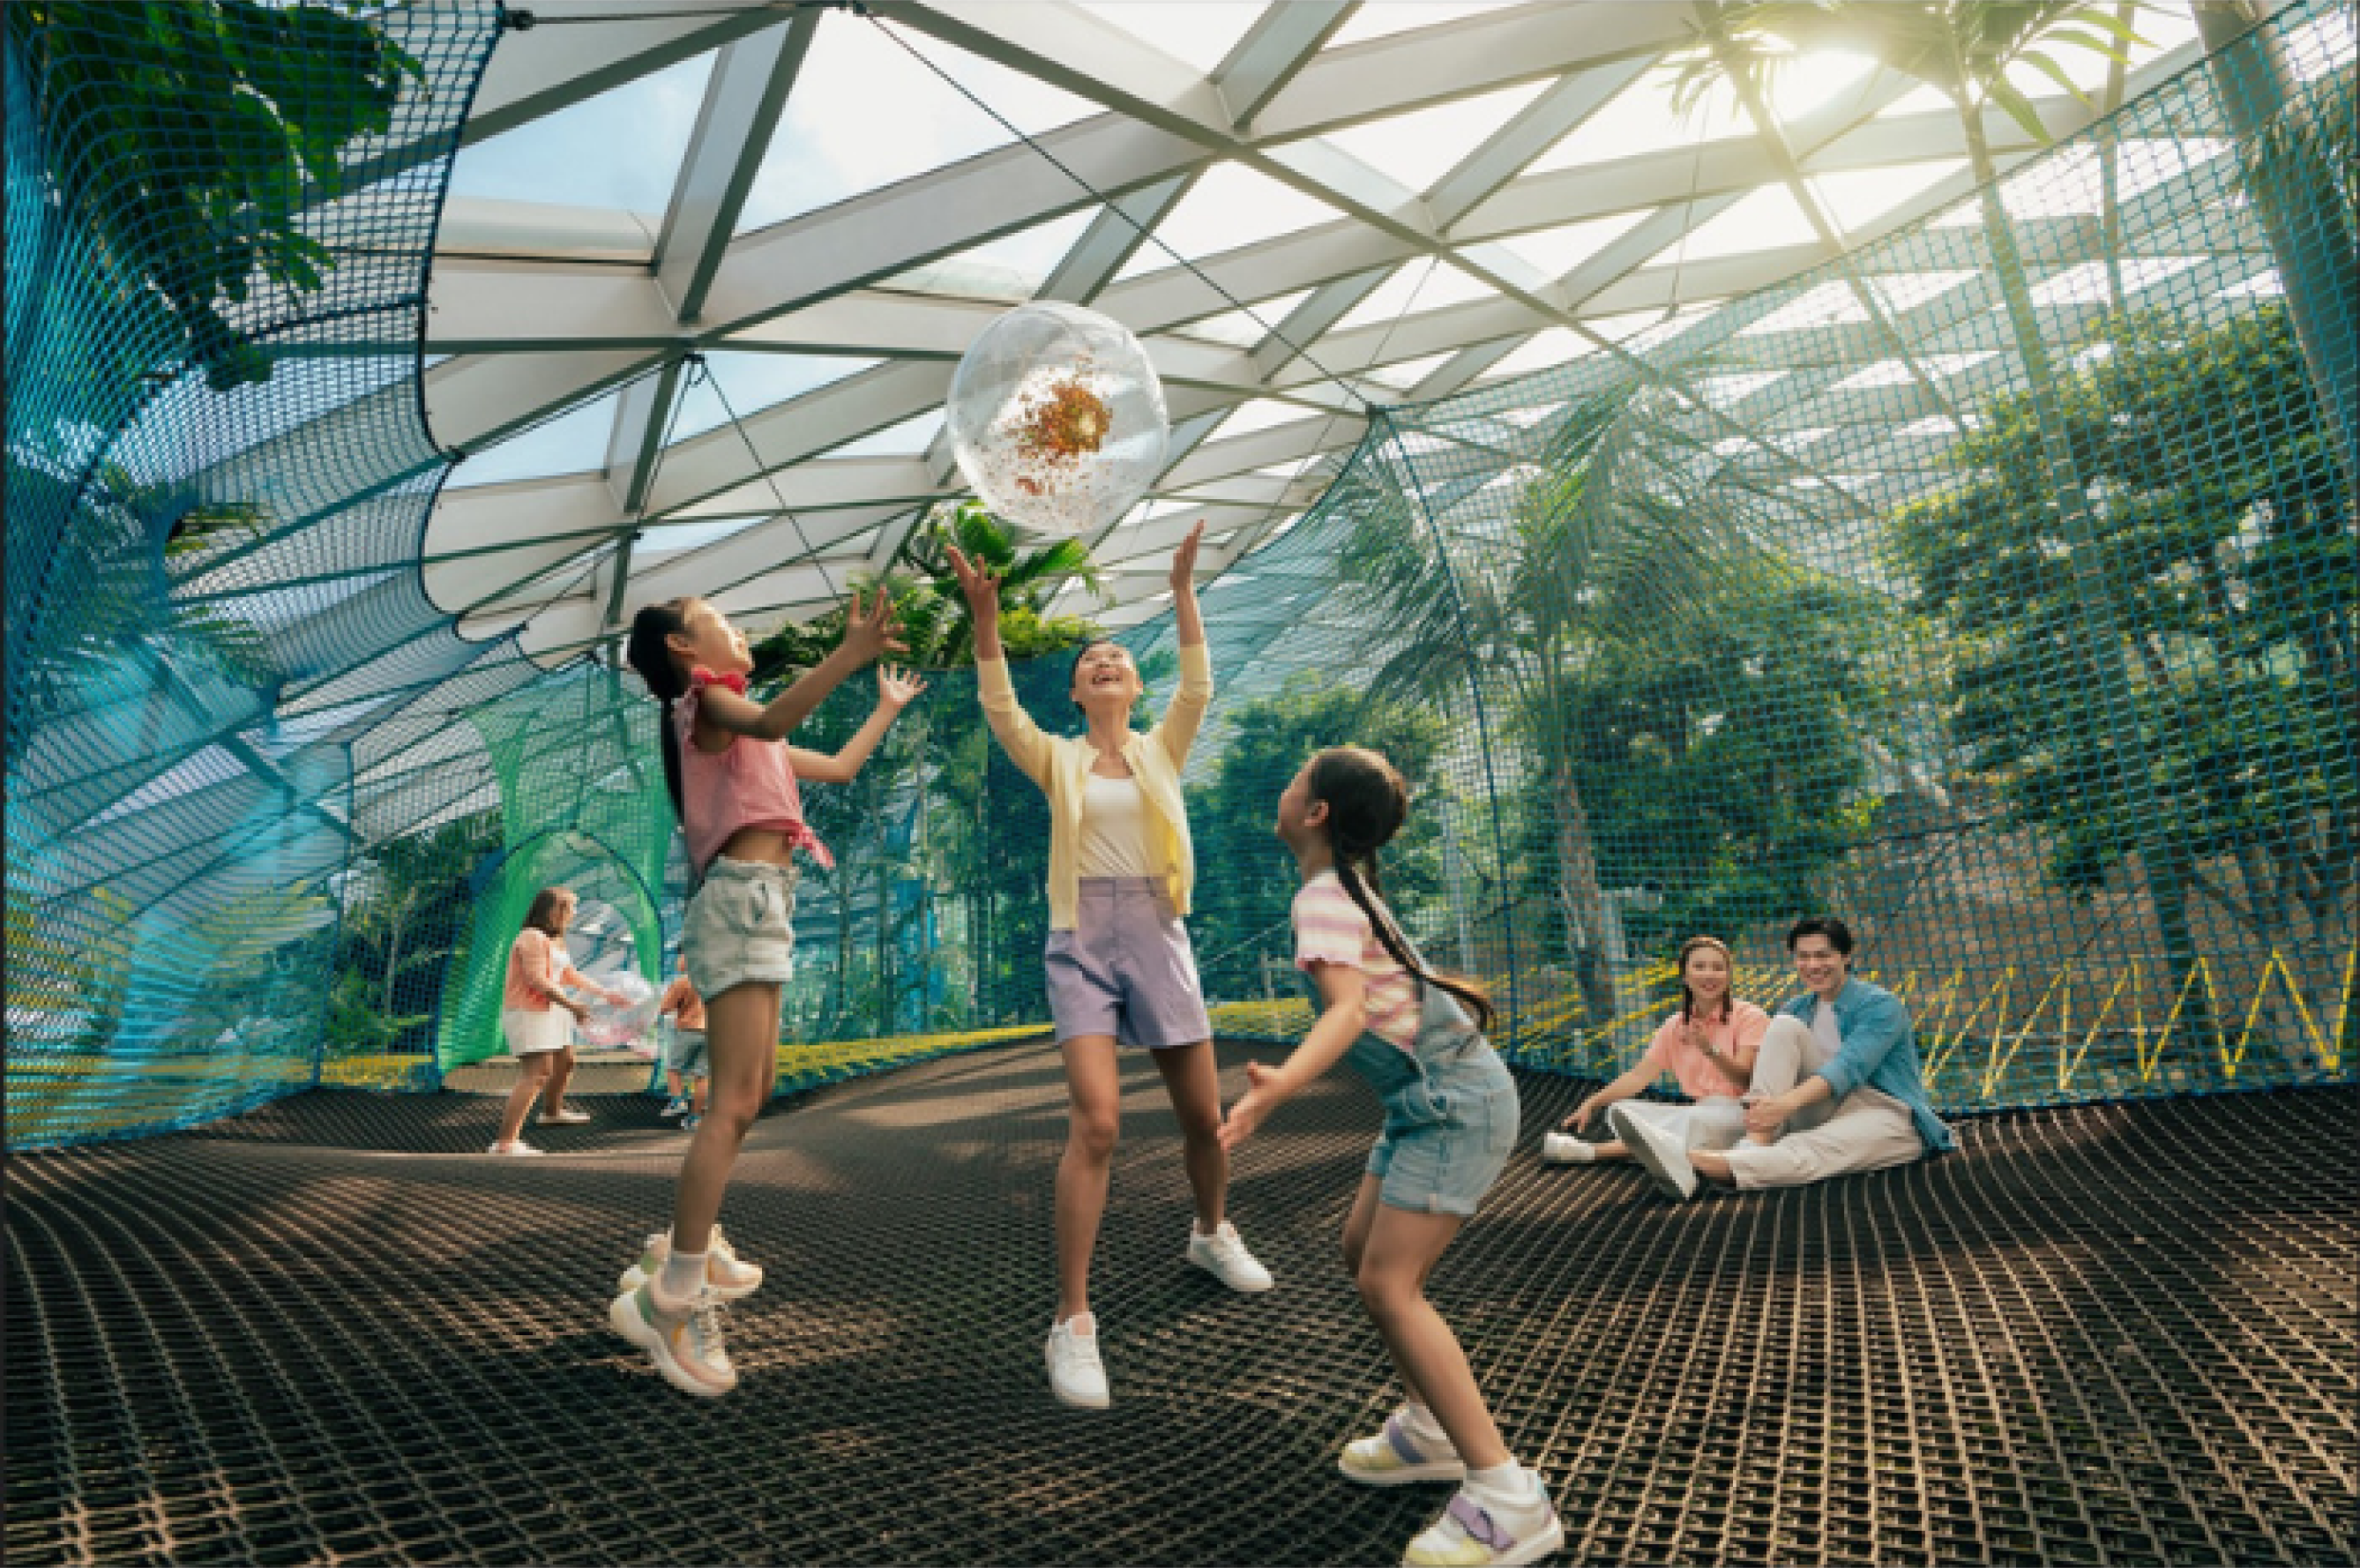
[{"left": 1779, "top": 977, "right": 1956, "bottom": 1154}]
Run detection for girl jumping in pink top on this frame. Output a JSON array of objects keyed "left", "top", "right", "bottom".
[{"left": 614, "top": 590, "right": 919, "bottom": 1397}]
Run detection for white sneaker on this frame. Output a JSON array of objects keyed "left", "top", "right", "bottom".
[
  {"left": 609, "top": 1280, "right": 736, "bottom": 1397},
  {"left": 1609, "top": 1104, "right": 1697, "bottom": 1201},
  {"left": 1539, "top": 1132, "right": 1597, "bottom": 1166},
  {"left": 1404, "top": 1476, "right": 1565, "bottom": 1566},
  {"left": 659, "top": 1097, "right": 689, "bottom": 1119},
  {"left": 1340, "top": 1405, "right": 1467, "bottom": 1486},
  {"left": 1046, "top": 1314, "right": 1110, "bottom": 1408},
  {"left": 486, "top": 1140, "right": 545, "bottom": 1156},
  {"left": 616, "top": 1226, "right": 764, "bottom": 1300},
  {"left": 1185, "top": 1221, "right": 1274, "bottom": 1292}
]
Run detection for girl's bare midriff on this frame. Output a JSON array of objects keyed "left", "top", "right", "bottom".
[{"left": 713, "top": 825, "right": 798, "bottom": 868}]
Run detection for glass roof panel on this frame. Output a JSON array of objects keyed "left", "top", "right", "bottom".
[
  {"left": 1654, "top": 184, "right": 1820, "bottom": 264},
  {"left": 1315, "top": 80, "right": 1553, "bottom": 192},
  {"left": 879, "top": 210, "right": 1098, "bottom": 301},
  {"left": 1763, "top": 49, "right": 1882, "bottom": 123},
  {"left": 1807, "top": 160, "right": 1968, "bottom": 233},
  {"left": 1325, "top": 2, "right": 1521, "bottom": 50},
  {"left": 1077, "top": 2, "right": 1269, "bottom": 72},
  {"left": 1527, "top": 64, "right": 1746, "bottom": 174},
  {"left": 1363, "top": 350, "right": 1456, "bottom": 390},
  {"left": 447, "top": 53, "right": 713, "bottom": 217},
  {"left": 736, "top": 16, "right": 1096, "bottom": 235},
  {"left": 1497, "top": 212, "right": 1653, "bottom": 279},
  {"left": 1112, "top": 164, "right": 1348, "bottom": 280},
  {"left": 1333, "top": 259, "right": 1499, "bottom": 332},
  {"left": 1478, "top": 328, "right": 1597, "bottom": 381},
  {"left": 827, "top": 410, "right": 944, "bottom": 459},
  {"left": 447, "top": 392, "right": 622, "bottom": 489},
  {"left": 669, "top": 355, "right": 880, "bottom": 445},
  {"left": 1170, "top": 288, "right": 1318, "bottom": 347}
]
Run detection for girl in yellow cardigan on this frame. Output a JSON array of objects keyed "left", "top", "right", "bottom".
[{"left": 950, "top": 521, "right": 1273, "bottom": 1410}]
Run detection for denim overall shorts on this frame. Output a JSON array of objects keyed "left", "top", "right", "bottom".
[{"left": 1318, "top": 969, "right": 1520, "bottom": 1217}]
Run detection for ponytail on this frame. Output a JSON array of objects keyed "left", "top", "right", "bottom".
[
  {"left": 624, "top": 601, "right": 690, "bottom": 824},
  {"left": 1308, "top": 746, "right": 1496, "bottom": 1034}
]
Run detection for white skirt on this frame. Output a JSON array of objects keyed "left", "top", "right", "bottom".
[{"left": 501, "top": 1006, "right": 573, "bottom": 1057}]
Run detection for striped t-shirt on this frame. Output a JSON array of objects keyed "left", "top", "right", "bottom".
[{"left": 1291, "top": 870, "right": 1420, "bottom": 1053}]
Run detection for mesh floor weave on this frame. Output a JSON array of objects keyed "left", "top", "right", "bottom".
[{"left": 8, "top": 1042, "right": 2355, "bottom": 1566}]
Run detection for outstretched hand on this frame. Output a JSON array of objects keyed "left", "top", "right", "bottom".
[
  {"left": 1168, "top": 519, "right": 1206, "bottom": 594},
  {"left": 1217, "top": 1060, "right": 1286, "bottom": 1152},
  {"left": 840, "top": 589, "right": 907, "bottom": 664},
  {"left": 1559, "top": 1094, "right": 1605, "bottom": 1132},
  {"left": 945, "top": 546, "right": 1003, "bottom": 626},
  {"left": 877, "top": 664, "right": 929, "bottom": 708}
]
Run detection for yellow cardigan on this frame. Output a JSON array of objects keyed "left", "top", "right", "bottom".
[{"left": 975, "top": 640, "right": 1214, "bottom": 931}]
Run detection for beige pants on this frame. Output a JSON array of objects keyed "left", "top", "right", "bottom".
[{"left": 1724, "top": 1015, "right": 1923, "bottom": 1191}]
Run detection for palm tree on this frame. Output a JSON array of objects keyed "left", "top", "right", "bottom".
[
  {"left": 1674, "top": 2, "right": 2224, "bottom": 1048},
  {"left": 1344, "top": 384, "right": 1780, "bottom": 1028}
]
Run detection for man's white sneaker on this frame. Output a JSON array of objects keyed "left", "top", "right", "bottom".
[
  {"left": 1045, "top": 1314, "right": 1110, "bottom": 1408},
  {"left": 1185, "top": 1221, "right": 1274, "bottom": 1292},
  {"left": 1609, "top": 1104, "right": 1698, "bottom": 1201},
  {"left": 1539, "top": 1132, "right": 1597, "bottom": 1166}
]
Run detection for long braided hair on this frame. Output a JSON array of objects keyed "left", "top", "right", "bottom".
[
  {"left": 1305, "top": 746, "right": 1494, "bottom": 1034},
  {"left": 624, "top": 599, "right": 690, "bottom": 824},
  {"left": 1676, "top": 935, "right": 1736, "bottom": 1027}
]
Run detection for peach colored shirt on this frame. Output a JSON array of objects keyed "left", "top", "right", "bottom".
[
  {"left": 1643, "top": 999, "right": 1770, "bottom": 1098},
  {"left": 502, "top": 930, "right": 581, "bottom": 1012}
]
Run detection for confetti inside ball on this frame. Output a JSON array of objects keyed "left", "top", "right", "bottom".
[
  {"left": 947, "top": 302, "right": 1169, "bottom": 538},
  {"left": 579, "top": 971, "right": 661, "bottom": 1055}
]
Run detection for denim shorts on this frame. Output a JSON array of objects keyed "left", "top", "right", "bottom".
[
  {"left": 683, "top": 857, "right": 797, "bottom": 1002},
  {"left": 667, "top": 1027, "right": 710, "bottom": 1079},
  {"left": 1042, "top": 877, "right": 1213, "bottom": 1049},
  {"left": 1355, "top": 1036, "right": 1520, "bottom": 1217}
]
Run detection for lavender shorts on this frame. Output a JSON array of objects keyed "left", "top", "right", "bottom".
[{"left": 1044, "top": 878, "right": 1214, "bottom": 1049}]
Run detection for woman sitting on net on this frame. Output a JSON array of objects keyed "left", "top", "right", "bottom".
[{"left": 1541, "top": 935, "right": 1767, "bottom": 1167}]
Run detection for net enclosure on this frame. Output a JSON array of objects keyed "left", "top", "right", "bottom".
[{"left": 5, "top": 0, "right": 2356, "bottom": 1150}]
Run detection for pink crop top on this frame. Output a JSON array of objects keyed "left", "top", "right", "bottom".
[{"left": 674, "top": 668, "right": 834, "bottom": 875}]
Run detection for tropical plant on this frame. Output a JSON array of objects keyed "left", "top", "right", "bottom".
[
  {"left": 5, "top": 0, "right": 423, "bottom": 391},
  {"left": 1340, "top": 387, "right": 1777, "bottom": 1025},
  {"left": 327, "top": 810, "right": 503, "bottom": 1055},
  {"left": 1893, "top": 304, "right": 2356, "bottom": 1063}
]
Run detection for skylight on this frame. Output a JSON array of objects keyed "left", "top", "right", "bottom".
[
  {"left": 1113, "top": 164, "right": 1348, "bottom": 280},
  {"left": 669, "top": 355, "right": 879, "bottom": 444},
  {"left": 1497, "top": 212, "right": 1653, "bottom": 280},
  {"left": 1333, "top": 259, "right": 1500, "bottom": 332},
  {"left": 1316, "top": 80, "right": 1554, "bottom": 193},
  {"left": 736, "top": 16, "right": 1095, "bottom": 235},
  {"left": 1527, "top": 63, "right": 1747, "bottom": 175},
  {"left": 1170, "top": 289, "right": 1318, "bottom": 347},
  {"left": 1657, "top": 185, "right": 1822, "bottom": 264},
  {"left": 1078, "top": 1, "right": 1268, "bottom": 73},
  {"left": 447, "top": 54, "right": 713, "bottom": 217},
  {"left": 1325, "top": 2, "right": 1521, "bottom": 50},
  {"left": 448, "top": 392, "right": 623, "bottom": 489},
  {"left": 2026, "top": 257, "right": 2203, "bottom": 306}
]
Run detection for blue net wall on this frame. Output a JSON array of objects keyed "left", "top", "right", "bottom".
[
  {"left": 5, "top": 1, "right": 504, "bottom": 1146},
  {"left": 7, "top": 1, "right": 2354, "bottom": 1151}
]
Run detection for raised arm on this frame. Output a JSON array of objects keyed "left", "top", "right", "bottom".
[
  {"left": 694, "top": 591, "right": 905, "bottom": 744},
  {"left": 788, "top": 666, "right": 929, "bottom": 783},
  {"left": 1152, "top": 520, "right": 1214, "bottom": 765},
  {"left": 1219, "top": 960, "right": 1366, "bottom": 1152},
  {"left": 948, "top": 546, "right": 1056, "bottom": 785}
]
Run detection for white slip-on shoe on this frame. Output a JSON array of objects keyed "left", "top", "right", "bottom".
[
  {"left": 1185, "top": 1221, "right": 1275, "bottom": 1292},
  {"left": 1609, "top": 1105, "right": 1698, "bottom": 1201}
]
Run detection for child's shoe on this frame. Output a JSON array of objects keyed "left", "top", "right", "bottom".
[
  {"left": 1340, "top": 1404, "right": 1467, "bottom": 1485},
  {"left": 659, "top": 1096, "right": 689, "bottom": 1119},
  {"left": 1403, "top": 1474, "right": 1563, "bottom": 1566},
  {"left": 1184, "top": 1220, "right": 1274, "bottom": 1292},
  {"left": 608, "top": 1279, "right": 736, "bottom": 1397},
  {"left": 536, "top": 1108, "right": 592, "bottom": 1126},
  {"left": 681, "top": 1113, "right": 703, "bottom": 1131},
  {"left": 485, "top": 1140, "right": 545, "bottom": 1156},
  {"left": 616, "top": 1227, "right": 763, "bottom": 1300},
  {"left": 1538, "top": 1133, "right": 1597, "bottom": 1165},
  {"left": 1045, "top": 1314, "right": 1109, "bottom": 1408}
]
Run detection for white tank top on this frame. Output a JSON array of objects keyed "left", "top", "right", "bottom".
[{"left": 1076, "top": 772, "right": 1155, "bottom": 878}]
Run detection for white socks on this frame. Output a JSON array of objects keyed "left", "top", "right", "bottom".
[
  {"left": 1400, "top": 1400, "right": 1453, "bottom": 1449},
  {"left": 659, "top": 1248, "right": 706, "bottom": 1300}
]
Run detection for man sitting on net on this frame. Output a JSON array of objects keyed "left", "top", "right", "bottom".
[{"left": 1615, "top": 916, "right": 1955, "bottom": 1200}]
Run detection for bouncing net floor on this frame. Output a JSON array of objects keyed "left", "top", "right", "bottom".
[{"left": 7, "top": 1042, "right": 2355, "bottom": 1568}]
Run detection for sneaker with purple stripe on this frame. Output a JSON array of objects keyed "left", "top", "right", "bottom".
[
  {"left": 1339, "top": 1405, "right": 1466, "bottom": 1485},
  {"left": 1403, "top": 1481, "right": 1565, "bottom": 1567}
]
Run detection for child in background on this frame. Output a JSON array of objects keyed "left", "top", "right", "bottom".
[
  {"left": 656, "top": 957, "right": 708, "bottom": 1126},
  {"left": 615, "top": 589, "right": 920, "bottom": 1397},
  {"left": 491, "top": 885, "right": 630, "bottom": 1155},
  {"left": 1224, "top": 746, "right": 1562, "bottom": 1568}
]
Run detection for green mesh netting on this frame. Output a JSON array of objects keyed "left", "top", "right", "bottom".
[{"left": 7, "top": 0, "right": 2354, "bottom": 1153}]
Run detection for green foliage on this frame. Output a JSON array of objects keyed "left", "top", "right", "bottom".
[
  {"left": 1535, "top": 572, "right": 1889, "bottom": 958},
  {"left": 328, "top": 810, "right": 503, "bottom": 1054},
  {"left": 7, "top": 1, "right": 422, "bottom": 391},
  {"left": 1186, "top": 682, "right": 1458, "bottom": 1001},
  {"left": 1892, "top": 305, "right": 2356, "bottom": 940}
]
